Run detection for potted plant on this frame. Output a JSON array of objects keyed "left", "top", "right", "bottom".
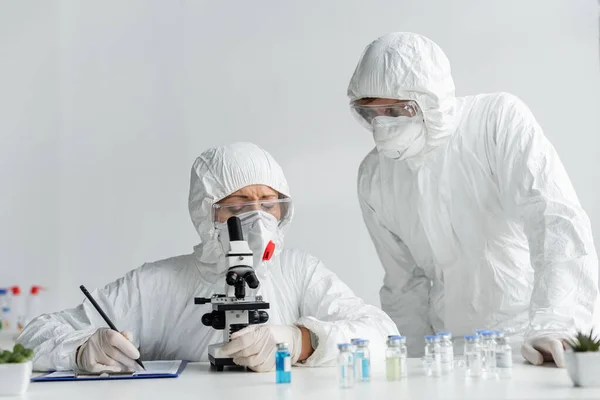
[
  {"left": 0, "top": 344, "right": 34, "bottom": 396},
  {"left": 565, "top": 330, "right": 600, "bottom": 387}
]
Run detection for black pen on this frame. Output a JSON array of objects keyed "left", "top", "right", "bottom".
[{"left": 79, "top": 285, "right": 146, "bottom": 371}]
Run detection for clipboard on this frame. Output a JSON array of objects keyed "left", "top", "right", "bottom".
[{"left": 31, "top": 360, "right": 188, "bottom": 382}]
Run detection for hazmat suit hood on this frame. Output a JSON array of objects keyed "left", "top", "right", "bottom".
[
  {"left": 188, "top": 142, "right": 293, "bottom": 266},
  {"left": 347, "top": 32, "right": 457, "bottom": 150}
]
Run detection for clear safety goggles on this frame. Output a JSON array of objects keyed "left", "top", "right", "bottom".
[
  {"left": 212, "top": 198, "right": 292, "bottom": 226},
  {"left": 350, "top": 99, "right": 422, "bottom": 127}
]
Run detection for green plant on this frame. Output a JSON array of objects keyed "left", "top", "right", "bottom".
[
  {"left": 567, "top": 330, "right": 600, "bottom": 352},
  {"left": 0, "top": 344, "right": 34, "bottom": 364}
]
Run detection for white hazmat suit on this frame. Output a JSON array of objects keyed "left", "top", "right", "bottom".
[
  {"left": 17, "top": 142, "right": 397, "bottom": 371},
  {"left": 348, "top": 32, "right": 599, "bottom": 363}
]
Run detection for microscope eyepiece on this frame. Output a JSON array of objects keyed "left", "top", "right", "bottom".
[
  {"left": 226, "top": 271, "right": 239, "bottom": 286},
  {"left": 227, "top": 216, "right": 244, "bottom": 242},
  {"left": 244, "top": 271, "right": 260, "bottom": 289}
]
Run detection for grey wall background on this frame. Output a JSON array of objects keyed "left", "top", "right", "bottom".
[{"left": 1, "top": 0, "right": 599, "bottom": 313}]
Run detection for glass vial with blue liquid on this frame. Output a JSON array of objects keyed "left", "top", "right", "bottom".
[
  {"left": 275, "top": 342, "right": 291, "bottom": 384},
  {"left": 337, "top": 343, "right": 354, "bottom": 388},
  {"left": 354, "top": 339, "right": 371, "bottom": 382}
]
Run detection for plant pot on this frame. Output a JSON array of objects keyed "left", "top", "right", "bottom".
[
  {"left": 0, "top": 361, "right": 32, "bottom": 396},
  {"left": 565, "top": 349, "right": 600, "bottom": 387}
]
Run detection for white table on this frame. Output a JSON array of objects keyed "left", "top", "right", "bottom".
[{"left": 19, "top": 359, "right": 600, "bottom": 399}]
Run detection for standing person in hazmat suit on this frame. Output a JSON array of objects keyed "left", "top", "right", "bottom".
[
  {"left": 347, "top": 32, "right": 599, "bottom": 367},
  {"left": 17, "top": 142, "right": 397, "bottom": 372}
]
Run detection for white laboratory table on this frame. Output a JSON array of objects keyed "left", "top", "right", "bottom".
[
  {"left": 2, "top": 332, "right": 598, "bottom": 399},
  {"left": 13, "top": 359, "right": 599, "bottom": 400}
]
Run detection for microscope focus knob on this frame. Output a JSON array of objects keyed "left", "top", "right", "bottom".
[
  {"left": 201, "top": 311, "right": 226, "bottom": 329},
  {"left": 248, "top": 310, "right": 270, "bottom": 324},
  {"left": 258, "top": 310, "right": 269, "bottom": 324},
  {"left": 201, "top": 312, "right": 213, "bottom": 326}
]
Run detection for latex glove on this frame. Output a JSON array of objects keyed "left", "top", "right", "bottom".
[
  {"left": 521, "top": 335, "right": 567, "bottom": 368},
  {"left": 220, "top": 325, "right": 302, "bottom": 372},
  {"left": 76, "top": 328, "right": 141, "bottom": 373}
]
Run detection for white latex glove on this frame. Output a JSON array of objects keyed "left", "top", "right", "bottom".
[
  {"left": 521, "top": 335, "right": 567, "bottom": 368},
  {"left": 220, "top": 325, "right": 302, "bottom": 372},
  {"left": 76, "top": 328, "right": 141, "bottom": 373}
]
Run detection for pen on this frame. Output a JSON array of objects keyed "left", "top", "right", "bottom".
[{"left": 79, "top": 285, "right": 146, "bottom": 371}]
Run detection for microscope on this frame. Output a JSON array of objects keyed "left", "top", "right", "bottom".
[{"left": 195, "top": 216, "right": 270, "bottom": 371}]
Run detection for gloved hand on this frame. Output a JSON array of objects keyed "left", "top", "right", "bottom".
[
  {"left": 76, "top": 328, "right": 141, "bottom": 373},
  {"left": 521, "top": 335, "right": 567, "bottom": 368},
  {"left": 220, "top": 325, "right": 302, "bottom": 372}
]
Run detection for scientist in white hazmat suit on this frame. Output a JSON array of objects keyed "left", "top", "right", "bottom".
[
  {"left": 17, "top": 142, "right": 397, "bottom": 372},
  {"left": 347, "top": 32, "right": 599, "bottom": 367}
]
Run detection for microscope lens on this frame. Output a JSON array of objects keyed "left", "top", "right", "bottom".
[{"left": 245, "top": 272, "right": 259, "bottom": 289}]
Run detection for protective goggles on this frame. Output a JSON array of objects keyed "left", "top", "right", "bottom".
[
  {"left": 350, "top": 99, "right": 422, "bottom": 126},
  {"left": 212, "top": 198, "right": 292, "bottom": 225}
]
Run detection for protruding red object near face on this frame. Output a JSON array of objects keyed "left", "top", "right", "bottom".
[{"left": 263, "top": 241, "right": 276, "bottom": 261}]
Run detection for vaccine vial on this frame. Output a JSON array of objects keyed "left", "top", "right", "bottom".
[
  {"left": 386, "top": 335, "right": 408, "bottom": 380},
  {"left": 481, "top": 332, "right": 497, "bottom": 379},
  {"left": 475, "top": 329, "right": 488, "bottom": 371},
  {"left": 350, "top": 338, "right": 361, "bottom": 353},
  {"left": 423, "top": 335, "right": 442, "bottom": 377},
  {"left": 398, "top": 336, "right": 408, "bottom": 378},
  {"left": 337, "top": 343, "right": 355, "bottom": 388},
  {"left": 386, "top": 336, "right": 401, "bottom": 381},
  {"left": 275, "top": 343, "right": 291, "bottom": 384},
  {"left": 475, "top": 329, "right": 488, "bottom": 338},
  {"left": 464, "top": 335, "right": 482, "bottom": 378},
  {"left": 494, "top": 331, "right": 512, "bottom": 379},
  {"left": 350, "top": 338, "right": 361, "bottom": 379},
  {"left": 437, "top": 332, "right": 454, "bottom": 374},
  {"left": 355, "top": 339, "right": 371, "bottom": 382}
]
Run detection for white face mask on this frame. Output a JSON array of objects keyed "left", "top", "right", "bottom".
[
  {"left": 216, "top": 211, "right": 280, "bottom": 268},
  {"left": 372, "top": 116, "right": 427, "bottom": 160}
]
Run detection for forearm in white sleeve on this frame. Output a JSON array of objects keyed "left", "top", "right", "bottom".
[
  {"left": 359, "top": 194, "right": 433, "bottom": 355},
  {"left": 493, "top": 94, "right": 599, "bottom": 339},
  {"left": 17, "top": 305, "right": 101, "bottom": 371},
  {"left": 16, "top": 269, "right": 143, "bottom": 371},
  {"left": 295, "top": 257, "right": 398, "bottom": 367}
]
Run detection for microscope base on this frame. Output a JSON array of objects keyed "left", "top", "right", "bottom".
[{"left": 208, "top": 343, "right": 236, "bottom": 371}]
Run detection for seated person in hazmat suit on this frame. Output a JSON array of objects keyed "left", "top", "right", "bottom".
[
  {"left": 346, "top": 32, "right": 599, "bottom": 367},
  {"left": 17, "top": 142, "right": 398, "bottom": 372}
]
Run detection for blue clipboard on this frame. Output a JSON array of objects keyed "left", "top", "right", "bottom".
[{"left": 31, "top": 360, "right": 188, "bottom": 382}]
